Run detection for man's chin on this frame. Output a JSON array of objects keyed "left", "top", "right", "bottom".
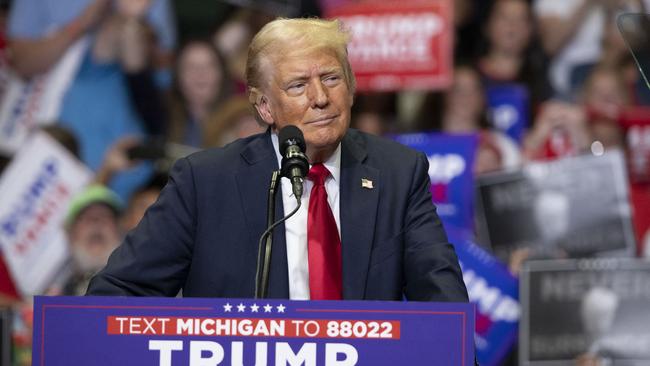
[{"left": 71, "top": 243, "right": 119, "bottom": 273}]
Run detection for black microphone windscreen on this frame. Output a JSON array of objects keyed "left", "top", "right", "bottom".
[{"left": 278, "top": 125, "right": 306, "bottom": 155}]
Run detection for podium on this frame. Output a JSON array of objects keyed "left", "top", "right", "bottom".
[{"left": 33, "top": 296, "right": 474, "bottom": 365}]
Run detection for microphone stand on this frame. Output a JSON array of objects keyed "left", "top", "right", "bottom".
[
  {"left": 254, "top": 171, "right": 303, "bottom": 299},
  {"left": 255, "top": 170, "right": 280, "bottom": 299}
]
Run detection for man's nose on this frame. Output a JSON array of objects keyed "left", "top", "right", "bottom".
[{"left": 308, "top": 80, "right": 329, "bottom": 109}]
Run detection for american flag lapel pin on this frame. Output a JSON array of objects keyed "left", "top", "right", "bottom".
[{"left": 361, "top": 178, "right": 374, "bottom": 189}]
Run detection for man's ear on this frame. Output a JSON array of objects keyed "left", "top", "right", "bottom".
[{"left": 254, "top": 95, "right": 274, "bottom": 126}]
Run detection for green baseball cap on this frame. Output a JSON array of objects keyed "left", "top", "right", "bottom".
[{"left": 65, "top": 184, "right": 123, "bottom": 227}]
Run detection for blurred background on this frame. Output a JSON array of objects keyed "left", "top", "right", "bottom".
[{"left": 1, "top": 0, "right": 650, "bottom": 365}]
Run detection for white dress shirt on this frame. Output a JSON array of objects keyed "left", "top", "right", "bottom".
[{"left": 271, "top": 133, "right": 341, "bottom": 300}]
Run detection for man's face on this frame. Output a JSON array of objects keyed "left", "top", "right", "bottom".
[
  {"left": 256, "top": 46, "right": 353, "bottom": 161},
  {"left": 68, "top": 204, "right": 121, "bottom": 272}
]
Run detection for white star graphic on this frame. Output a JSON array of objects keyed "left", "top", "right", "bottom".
[
  {"left": 250, "top": 303, "right": 260, "bottom": 312},
  {"left": 276, "top": 304, "right": 286, "bottom": 313},
  {"left": 223, "top": 303, "right": 232, "bottom": 312},
  {"left": 263, "top": 304, "right": 273, "bottom": 313},
  {"left": 237, "top": 303, "right": 246, "bottom": 312}
]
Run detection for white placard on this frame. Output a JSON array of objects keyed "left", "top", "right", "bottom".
[
  {"left": 0, "top": 38, "right": 88, "bottom": 155},
  {"left": 0, "top": 132, "right": 92, "bottom": 296}
]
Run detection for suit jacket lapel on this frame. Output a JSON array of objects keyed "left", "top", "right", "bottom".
[
  {"left": 339, "top": 132, "right": 379, "bottom": 299},
  {"left": 235, "top": 130, "right": 289, "bottom": 299}
]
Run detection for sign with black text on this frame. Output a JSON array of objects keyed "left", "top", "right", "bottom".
[
  {"left": 475, "top": 151, "right": 635, "bottom": 264},
  {"left": 520, "top": 259, "right": 650, "bottom": 365}
]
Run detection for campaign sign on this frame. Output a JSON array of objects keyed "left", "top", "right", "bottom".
[
  {"left": 520, "top": 258, "right": 650, "bottom": 365},
  {"left": 327, "top": 0, "right": 453, "bottom": 92},
  {"left": 33, "top": 296, "right": 475, "bottom": 366},
  {"left": 486, "top": 84, "right": 530, "bottom": 145},
  {"left": 393, "top": 132, "right": 478, "bottom": 235},
  {"left": 0, "top": 132, "right": 92, "bottom": 296},
  {"left": 0, "top": 38, "right": 87, "bottom": 154},
  {"left": 450, "top": 232, "right": 519, "bottom": 366},
  {"left": 620, "top": 106, "right": 650, "bottom": 183},
  {"left": 475, "top": 150, "right": 636, "bottom": 263}
]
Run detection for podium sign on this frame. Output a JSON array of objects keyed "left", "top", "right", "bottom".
[{"left": 33, "top": 296, "right": 474, "bottom": 366}]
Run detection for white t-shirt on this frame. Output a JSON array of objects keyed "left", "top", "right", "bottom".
[
  {"left": 534, "top": 0, "right": 648, "bottom": 96},
  {"left": 534, "top": 0, "right": 603, "bottom": 96}
]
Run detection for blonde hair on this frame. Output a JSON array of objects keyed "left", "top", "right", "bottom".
[{"left": 246, "top": 18, "right": 356, "bottom": 106}]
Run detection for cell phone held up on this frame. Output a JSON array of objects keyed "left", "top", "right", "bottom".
[{"left": 126, "top": 140, "right": 166, "bottom": 161}]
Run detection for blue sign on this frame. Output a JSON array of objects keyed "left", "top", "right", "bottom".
[
  {"left": 33, "top": 296, "right": 475, "bottom": 366},
  {"left": 486, "top": 84, "right": 529, "bottom": 144},
  {"left": 393, "top": 133, "right": 478, "bottom": 236},
  {"left": 448, "top": 230, "right": 519, "bottom": 366}
]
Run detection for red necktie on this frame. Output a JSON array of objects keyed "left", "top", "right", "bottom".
[{"left": 307, "top": 163, "right": 342, "bottom": 300}]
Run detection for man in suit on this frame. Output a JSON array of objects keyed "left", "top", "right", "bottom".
[{"left": 87, "top": 18, "right": 468, "bottom": 303}]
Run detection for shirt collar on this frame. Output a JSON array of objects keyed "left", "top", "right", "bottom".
[{"left": 271, "top": 131, "right": 341, "bottom": 183}]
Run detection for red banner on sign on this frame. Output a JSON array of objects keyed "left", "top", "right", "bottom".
[
  {"left": 106, "top": 316, "right": 401, "bottom": 339},
  {"left": 327, "top": 0, "right": 453, "bottom": 92}
]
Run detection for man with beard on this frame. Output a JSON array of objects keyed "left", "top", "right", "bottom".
[{"left": 63, "top": 185, "right": 123, "bottom": 295}]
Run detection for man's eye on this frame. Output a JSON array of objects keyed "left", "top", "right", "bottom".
[
  {"left": 323, "top": 75, "right": 341, "bottom": 85},
  {"left": 288, "top": 83, "right": 305, "bottom": 91}
]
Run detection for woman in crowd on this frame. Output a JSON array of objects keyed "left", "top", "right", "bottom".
[
  {"left": 478, "top": 0, "right": 549, "bottom": 114},
  {"left": 167, "top": 39, "right": 232, "bottom": 148},
  {"left": 441, "top": 66, "right": 522, "bottom": 175}
]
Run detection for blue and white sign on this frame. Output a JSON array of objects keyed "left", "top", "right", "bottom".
[
  {"left": 34, "top": 296, "right": 475, "bottom": 366},
  {"left": 0, "top": 132, "right": 92, "bottom": 296},
  {"left": 393, "top": 132, "right": 478, "bottom": 235},
  {"left": 449, "top": 231, "right": 519, "bottom": 366},
  {"left": 486, "top": 84, "right": 529, "bottom": 145}
]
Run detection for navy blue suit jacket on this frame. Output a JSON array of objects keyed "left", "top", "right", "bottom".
[{"left": 87, "top": 129, "right": 468, "bottom": 302}]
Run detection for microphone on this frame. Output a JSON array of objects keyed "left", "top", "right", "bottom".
[
  {"left": 278, "top": 126, "right": 309, "bottom": 201},
  {"left": 254, "top": 126, "right": 308, "bottom": 299}
]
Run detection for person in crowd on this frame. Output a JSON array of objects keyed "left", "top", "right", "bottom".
[
  {"left": 63, "top": 185, "right": 123, "bottom": 296},
  {"left": 93, "top": 0, "right": 172, "bottom": 137},
  {"left": 524, "top": 66, "right": 628, "bottom": 161},
  {"left": 440, "top": 66, "right": 521, "bottom": 174},
  {"left": 350, "top": 93, "right": 396, "bottom": 137},
  {"left": 94, "top": 136, "right": 142, "bottom": 187},
  {"left": 599, "top": 10, "right": 650, "bottom": 106},
  {"left": 213, "top": 8, "right": 274, "bottom": 93},
  {"left": 523, "top": 100, "right": 591, "bottom": 160},
  {"left": 478, "top": 0, "right": 550, "bottom": 114},
  {"left": 474, "top": 132, "right": 505, "bottom": 175},
  {"left": 167, "top": 39, "right": 232, "bottom": 148},
  {"left": 7, "top": 0, "right": 176, "bottom": 200},
  {"left": 41, "top": 125, "right": 81, "bottom": 159},
  {"left": 87, "top": 18, "right": 469, "bottom": 304},
  {"left": 441, "top": 66, "right": 489, "bottom": 133},
  {"left": 534, "top": 0, "right": 648, "bottom": 99},
  {"left": 351, "top": 111, "right": 388, "bottom": 137},
  {"left": 453, "top": 0, "right": 491, "bottom": 63},
  {"left": 581, "top": 66, "right": 628, "bottom": 151},
  {"left": 121, "top": 174, "right": 167, "bottom": 232},
  {"left": 202, "top": 95, "right": 266, "bottom": 147}
]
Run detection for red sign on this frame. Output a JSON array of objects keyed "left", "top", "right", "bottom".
[
  {"left": 107, "top": 316, "right": 401, "bottom": 339},
  {"left": 620, "top": 107, "right": 650, "bottom": 183},
  {"left": 620, "top": 106, "right": 650, "bottom": 253},
  {"left": 328, "top": 0, "right": 453, "bottom": 92}
]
